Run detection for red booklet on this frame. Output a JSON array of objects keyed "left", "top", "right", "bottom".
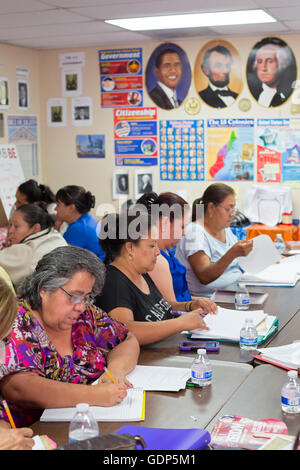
[{"left": 210, "top": 415, "right": 288, "bottom": 450}]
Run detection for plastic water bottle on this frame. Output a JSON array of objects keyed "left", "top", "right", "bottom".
[
  {"left": 281, "top": 370, "right": 300, "bottom": 414},
  {"left": 239, "top": 318, "right": 258, "bottom": 351},
  {"left": 235, "top": 283, "right": 250, "bottom": 310},
  {"left": 190, "top": 349, "right": 212, "bottom": 387},
  {"left": 69, "top": 403, "right": 100, "bottom": 443},
  {"left": 274, "top": 234, "right": 285, "bottom": 254}
]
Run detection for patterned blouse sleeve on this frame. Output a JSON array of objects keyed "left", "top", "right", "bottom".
[{"left": 92, "top": 306, "right": 129, "bottom": 351}]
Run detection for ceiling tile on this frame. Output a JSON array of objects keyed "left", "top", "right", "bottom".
[{"left": 0, "top": 9, "right": 87, "bottom": 28}]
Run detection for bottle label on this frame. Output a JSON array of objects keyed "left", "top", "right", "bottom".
[
  {"left": 191, "top": 370, "right": 212, "bottom": 382},
  {"left": 281, "top": 396, "right": 300, "bottom": 406},
  {"left": 240, "top": 336, "right": 258, "bottom": 346}
]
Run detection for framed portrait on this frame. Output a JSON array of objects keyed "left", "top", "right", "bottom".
[
  {"left": 0, "top": 78, "right": 10, "bottom": 109},
  {"left": 113, "top": 170, "right": 129, "bottom": 199},
  {"left": 246, "top": 37, "right": 297, "bottom": 108},
  {"left": 17, "top": 80, "right": 29, "bottom": 109},
  {"left": 47, "top": 98, "right": 66, "bottom": 127},
  {"left": 72, "top": 97, "right": 92, "bottom": 127},
  {"left": 135, "top": 169, "right": 154, "bottom": 200},
  {"left": 194, "top": 39, "right": 242, "bottom": 109},
  {"left": 62, "top": 68, "right": 82, "bottom": 97},
  {"left": 145, "top": 42, "right": 191, "bottom": 110}
]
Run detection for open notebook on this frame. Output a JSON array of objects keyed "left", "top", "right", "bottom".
[
  {"left": 40, "top": 389, "right": 145, "bottom": 422},
  {"left": 189, "top": 306, "right": 277, "bottom": 343}
]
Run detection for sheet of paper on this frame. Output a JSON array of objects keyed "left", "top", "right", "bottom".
[
  {"left": 190, "top": 307, "right": 267, "bottom": 341},
  {"left": 237, "top": 235, "right": 280, "bottom": 274},
  {"left": 40, "top": 389, "right": 145, "bottom": 422},
  {"left": 241, "top": 259, "right": 300, "bottom": 285},
  {"left": 126, "top": 365, "right": 191, "bottom": 391}
]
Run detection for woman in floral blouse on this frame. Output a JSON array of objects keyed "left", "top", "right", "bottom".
[{"left": 0, "top": 245, "right": 139, "bottom": 427}]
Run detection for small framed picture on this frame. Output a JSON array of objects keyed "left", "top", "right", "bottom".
[
  {"left": 47, "top": 98, "right": 66, "bottom": 127},
  {"left": 17, "top": 80, "right": 29, "bottom": 109},
  {"left": 113, "top": 170, "right": 129, "bottom": 199},
  {"left": 62, "top": 68, "right": 82, "bottom": 97},
  {"left": 0, "top": 77, "right": 10, "bottom": 109},
  {"left": 135, "top": 169, "right": 154, "bottom": 200},
  {"left": 72, "top": 97, "right": 92, "bottom": 127}
]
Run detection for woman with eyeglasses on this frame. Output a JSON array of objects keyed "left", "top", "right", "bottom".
[
  {"left": 0, "top": 246, "right": 139, "bottom": 427},
  {"left": 55, "top": 185, "right": 106, "bottom": 261},
  {"left": 176, "top": 183, "right": 253, "bottom": 297},
  {"left": 0, "top": 278, "right": 34, "bottom": 449},
  {"left": 0, "top": 204, "right": 67, "bottom": 289}
]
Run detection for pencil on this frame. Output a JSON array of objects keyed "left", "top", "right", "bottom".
[
  {"left": 2, "top": 400, "right": 16, "bottom": 429},
  {"left": 104, "top": 367, "right": 116, "bottom": 384}
]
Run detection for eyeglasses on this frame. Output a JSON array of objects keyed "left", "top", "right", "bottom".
[
  {"left": 218, "top": 204, "right": 236, "bottom": 215},
  {"left": 60, "top": 286, "right": 95, "bottom": 308}
]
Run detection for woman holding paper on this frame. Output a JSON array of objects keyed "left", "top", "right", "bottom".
[
  {"left": 176, "top": 183, "right": 253, "bottom": 297},
  {"left": 0, "top": 278, "right": 34, "bottom": 449},
  {"left": 96, "top": 211, "right": 210, "bottom": 345},
  {"left": 0, "top": 246, "right": 139, "bottom": 427}
]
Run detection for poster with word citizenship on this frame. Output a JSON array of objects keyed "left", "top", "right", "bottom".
[
  {"left": 257, "top": 118, "right": 300, "bottom": 182},
  {"left": 99, "top": 48, "right": 143, "bottom": 108},
  {"left": 114, "top": 108, "right": 157, "bottom": 166},
  {"left": 160, "top": 120, "right": 204, "bottom": 181},
  {"left": 206, "top": 119, "right": 255, "bottom": 181}
]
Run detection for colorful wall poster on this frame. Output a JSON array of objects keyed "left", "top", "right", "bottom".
[
  {"left": 206, "top": 119, "right": 255, "bottom": 181},
  {"left": 76, "top": 135, "right": 105, "bottom": 159},
  {"left": 160, "top": 119, "right": 204, "bottom": 181},
  {"left": 114, "top": 107, "right": 157, "bottom": 166},
  {"left": 99, "top": 48, "right": 143, "bottom": 108},
  {"left": 257, "top": 119, "right": 300, "bottom": 182}
]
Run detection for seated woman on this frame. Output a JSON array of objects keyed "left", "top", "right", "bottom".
[
  {"left": 96, "top": 211, "right": 210, "bottom": 346},
  {"left": 136, "top": 192, "right": 217, "bottom": 313},
  {"left": 15, "top": 179, "right": 56, "bottom": 214},
  {"left": 0, "top": 278, "right": 34, "bottom": 449},
  {"left": 0, "top": 246, "right": 139, "bottom": 427},
  {"left": 176, "top": 183, "right": 253, "bottom": 297},
  {"left": 55, "top": 185, "right": 106, "bottom": 261},
  {"left": 0, "top": 204, "right": 67, "bottom": 289}
]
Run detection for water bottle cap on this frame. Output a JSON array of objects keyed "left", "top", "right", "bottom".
[
  {"left": 197, "top": 348, "right": 206, "bottom": 355},
  {"left": 288, "top": 370, "right": 298, "bottom": 378},
  {"left": 76, "top": 403, "right": 89, "bottom": 412}
]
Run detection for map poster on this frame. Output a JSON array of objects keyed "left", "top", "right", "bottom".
[
  {"left": 257, "top": 119, "right": 300, "bottom": 182},
  {"left": 206, "top": 119, "right": 255, "bottom": 181},
  {"left": 99, "top": 48, "right": 143, "bottom": 108},
  {"left": 114, "top": 107, "right": 157, "bottom": 166},
  {"left": 160, "top": 119, "right": 204, "bottom": 181}
]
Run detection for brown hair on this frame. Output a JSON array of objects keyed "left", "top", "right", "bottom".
[
  {"left": 0, "top": 278, "right": 17, "bottom": 340},
  {"left": 192, "top": 183, "right": 235, "bottom": 221}
]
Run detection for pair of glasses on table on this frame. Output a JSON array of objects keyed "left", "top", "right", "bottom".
[{"left": 60, "top": 286, "right": 95, "bottom": 307}]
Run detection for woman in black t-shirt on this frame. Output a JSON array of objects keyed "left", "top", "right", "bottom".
[{"left": 95, "top": 211, "right": 210, "bottom": 345}]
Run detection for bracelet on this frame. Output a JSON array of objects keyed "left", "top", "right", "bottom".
[
  {"left": 185, "top": 301, "right": 193, "bottom": 312},
  {"left": 189, "top": 301, "right": 193, "bottom": 311},
  {"left": 184, "top": 301, "right": 190, "bottom": 312}
]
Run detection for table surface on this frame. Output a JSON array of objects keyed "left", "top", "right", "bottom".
[
  {"left": 32, "top": 355, "right": 253, "bottom": 447},
  {"left": 206, "top": 364, "right": 300, "bottom": 436}
]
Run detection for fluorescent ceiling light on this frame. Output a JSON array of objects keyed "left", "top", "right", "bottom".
[{"left": 105, "top": 9, "right": 276, "bottom": 31}]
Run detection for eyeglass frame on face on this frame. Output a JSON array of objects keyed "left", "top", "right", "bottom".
[
  {"left": 217, "top": 204, "right": 236, "bottom": 215},
  {"left": 59, "top": 286, "right": 95, "bottom": 307}
]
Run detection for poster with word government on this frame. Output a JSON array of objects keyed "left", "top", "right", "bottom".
[
  {"left": 257, "top": 119, "right": 300, "bottom": 182},
  {"left": 99, "top": 48, "right": 143, "bottom": 108},
  {"left": 114, "top": 107, "right": 157, "bottom": 166},
  {"left": 160, "top": 120, "right": 204, "bottom": 181},
  {"left": 206, "top": 119, "right": 255, "bottom": 181}
]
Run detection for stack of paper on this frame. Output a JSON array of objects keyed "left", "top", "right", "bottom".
[
  {"left": 241, "top": 257, "right": 300, "bottom": 286},
  {"left": 189, "top": 306, "right": 270, "bottom": 342},
  {"left": 257, "top": 342, "right": 300, "bottom": 370},
  {"left": 126, "top": 365, "right": 191, "bottom": 392}
]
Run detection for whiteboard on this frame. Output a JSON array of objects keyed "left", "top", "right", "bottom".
[{"left": 0, "top": 144, "right": 24, "bottom": 222}]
